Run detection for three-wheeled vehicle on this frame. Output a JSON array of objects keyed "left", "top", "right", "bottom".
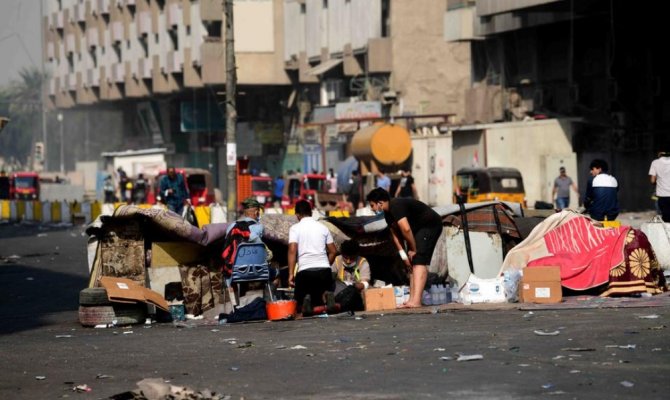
[
  {"left": 153, "top": 168, "right": 217, "bottom": 206},
  {"left": 281, "top": 172, "right": 327, "bottom": 213},
  {"left": 250, "top": 175, "right": 274, "bottom": 208},
  {"left": 453, "top": 167, "right": 526, "bottom": 206},
  {"left": 9, "top": 172, "right": 40, "bottom": 200}
]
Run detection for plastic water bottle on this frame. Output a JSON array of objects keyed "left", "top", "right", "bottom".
[
  {"left": 430, "top": 285, "right": 440, "bottom": 305},
  {"left": 438, "top": 284, "right": 447, "bottom": 305},
  {"left": 422, "top": 290, "right": 432, "bottom": 306},
  {"left": 444, "top": 283, "right": 452, "bottom": 303},
  {"left": 451, "top": 284, "right": 460, "bottom": 303}
]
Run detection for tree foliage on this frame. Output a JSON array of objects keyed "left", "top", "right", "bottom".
[{"left": 0, "top": 66, "right": 45, "bottom": 170}]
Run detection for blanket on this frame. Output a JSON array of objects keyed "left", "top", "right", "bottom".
[{"left": 501, "top": 210, "right": 667, "bottom": 295}]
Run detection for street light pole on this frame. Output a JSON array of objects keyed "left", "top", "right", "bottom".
[
  {"left": 224, "top": 0, "right": 237, "bottom": 222},
  {"left": 57, "top": 112, "right": 64, "bottom": 174},
  {"left": 40, "top": 0, "right": 49, "bottom": 171}
]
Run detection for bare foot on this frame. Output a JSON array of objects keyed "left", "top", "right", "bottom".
[{"left": 399, "top": 302, "right": 422, "bottom": 309}]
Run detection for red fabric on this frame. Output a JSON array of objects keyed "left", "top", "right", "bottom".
[
  {"left": 527, "top": 217, "right": 629, "bottom": 290},
  {"left": 221, "top": 226, "right": 251, "bottom": 277}
]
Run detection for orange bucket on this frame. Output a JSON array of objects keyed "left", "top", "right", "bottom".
[{"left": 266, "top": 300, "right": 297, "bottom": 321}]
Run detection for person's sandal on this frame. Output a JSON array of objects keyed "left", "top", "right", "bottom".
[{"left": 325, "top": 291, "right": 337, "bottom": 314}]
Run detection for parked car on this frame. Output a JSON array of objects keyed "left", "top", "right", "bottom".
[{"left": 9, "top": 171, "right": 40, "bottom": 200}]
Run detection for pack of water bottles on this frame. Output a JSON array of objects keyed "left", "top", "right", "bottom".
[{"left": 422, "top": 283, "right": 452, "bottom": 306}]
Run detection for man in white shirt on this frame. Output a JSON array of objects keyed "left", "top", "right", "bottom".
[
  {"left": 649, "top": 151, "right": 670, "bottom": 222},
  {"left": 288, "top": 200, "right": 338, "bottom": 316}
]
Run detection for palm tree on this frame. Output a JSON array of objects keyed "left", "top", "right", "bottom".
[{"left": 0, "top": 66, "right": 46, "bottom": 169}]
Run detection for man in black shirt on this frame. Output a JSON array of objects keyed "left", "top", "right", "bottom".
[{"left": 366, "top": 188, "right": 442, "bottom": 308}]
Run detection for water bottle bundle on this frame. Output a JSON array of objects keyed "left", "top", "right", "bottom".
[{"left": 422, "top": 283, "right": 453, "bottom": 306}]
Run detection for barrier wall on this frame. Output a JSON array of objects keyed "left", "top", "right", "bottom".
[{"left": 0, "top": 201, "right": 222, "bottom": 226}]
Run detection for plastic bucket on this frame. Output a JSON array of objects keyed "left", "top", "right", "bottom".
[{"left": 266, "top": 300, "right": 297, "bottom": 321}]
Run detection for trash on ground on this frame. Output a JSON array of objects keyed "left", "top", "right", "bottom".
[
  {"left": 561, "top": 347, "right": 595, "bottom": 352},
  {"left": 542, "top": 383, "right": 554, "bottom": 389},
  {"left": 534, "top": 329, "right": 560, "bottom": 336},
  {"left": 96, "top": 374, "right": 113, "bottom": 379},
  {"left": 637, "top": 314, "right": 660, "bottom": 319},
  {"left": 122, "top": 331, "right": 133, "bottom": 335},
  {"left": 290, "top": 345, "right": 307, "bottom": 350},
  {"left": 55, "top": 335, "right": 73, "bottom": 338},
  {"left": 35, "top": 376, "right": 46, "bottom": 380},
  {"left": 456, "top": 354, "right": 483, "bottom": 362},
  {"left": 72, "top": 384, "right": 92, "bottom": 392},
  {"left": 433, "top": 348, "right": 447, "bottom": 352},
  {"left": 620, "top": 380, "right": 635, "bottom": 388}
]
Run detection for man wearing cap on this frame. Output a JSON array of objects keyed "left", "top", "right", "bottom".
[
  {"left": 225, "top": 197, "right": 265, "bottom": 242},
  {"left": 552, "top": 166, "right": 579, "bottom": 211}
]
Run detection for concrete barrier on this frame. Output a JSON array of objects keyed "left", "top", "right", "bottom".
[{"left": 0, "top": 201, "right": 227, "bottom": 226}]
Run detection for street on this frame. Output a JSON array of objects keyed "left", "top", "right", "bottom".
[{"left": 0, "top": 221, "right": 668, "bottom": 399}]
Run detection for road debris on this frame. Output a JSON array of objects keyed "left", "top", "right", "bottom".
[
  {"left": 620, "top": 380, "right": 635, "bottom": 388},
  {"left": 637, "top": 314, "right": 660, "bottom": 319},
  {"left": 456, "top": 354, "right": 483, "bottom": 362},
  {"left": 534, "top": 329, "right": 560, "bottom": 336}
]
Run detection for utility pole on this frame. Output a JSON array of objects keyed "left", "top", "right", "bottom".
[
  {"left": 224, "top": 0, "right": 237, "bottom": 222},
  {"left": 40, "top": 0, "right": 49, "bottom": 171}
]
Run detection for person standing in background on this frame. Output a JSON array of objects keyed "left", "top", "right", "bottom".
[
  {"left": 552, "top": 166, "right": 579, "bottom": 210},
  {"left": 273, "top": 175, "right": 284, "bottom": 207},
  {"left": 376, "top": 171, "right": 391, "bottom": 193},
  {"left": 160, "top": 167, "right": 190, "bottom": 215},
  {"left": 584, "top": 159, "right": 619, "bottom": 221},
  {"left": 649, "top": 151, "right": 670, "bottom": 222},
  {"left": 395, "top": 170, "right": 418, "bottom": 199}
]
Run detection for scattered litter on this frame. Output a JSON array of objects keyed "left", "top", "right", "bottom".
[
  {"left": 96, "top": 374, "right": 112, "bottom": 379},
  {"left": 534, "top": 330, "right": 560, "bottom": 336},
  {"left": 305, "top": 353, "right": 315, "bottom": 357},
  {"left": 547, "top": 391, "right": 566, "bottom": 395},
  {"left": 185, "top": 314, "right": 203, "bottom": 320},
  {"left": 275, "top": 345, "right": 287, "bottom": 349},
  {"left": 237, "top": 342, "right": 253, "bottom": 348},
  {"left": 518, "top": 364, "right": 530, "bottom": 367},
  {"left": 290, "top": 345, "right": 307, "bottom": 350},
  {"left": 620, "top": 381, "right": 634, "bottom": 388},
  {"left": 541, "top": 383, "right": 554, "bottom": 389},
  {"left": 456, "top": 354, "right": 483, "bottom": 362},
  {"left": 508, "top": 346, "right": 520, "bottom": 352},
  {"left": 230, "top": 367, "right": 239, "bottom": 371},
  {"left": 552, "top": 355, "right": 565, "bottom": 360},
  {"left": 619, "top": 344, "right": 636, "bottom": 350},
  {"left": 210, "top": 329, "right": 219, "bottom": 332},
  {"left": 561, "top": 347, "right": 595, "bottom": 352},
  {"left": 522, "top": 312, "right": 534, "bottom": 318},
  {"left": 8, "top": 254, "right": 21, "bottom": 259},
  {"left": 35, "top": 376, "right": 46, "bottom": 380},
  {"left": 637, "top": 314, "right": 660, "bottom": 319},
  {"left": 26, "top": 277, "right": 34, "bottom": 281},
  {"left": 648, "top": 325, "right": 666, "bottom": 330},
  {"left": 122, "top": 331, "right": 133, "bottom": 335},
  {"left": 439, "top": 356, "right": 453, "bottom": 361},
  {"left": 345, "top": 345, "right": 366, "bottom": 350},
  {"left": 72, "top": 384, "right": 92, "bottom": 393},
  {"left": 569, "top": 370, "right": 580, "bottom": 374},
  {"left": 36, "top": 233, "right": 48, "bottom": 237},
  {"left": 355, "top": 317, "right": 363, "bottom": 320},
  {"left": 651, "top": 348, "right": 662, "bottom": 352},
  {"left": 433, "top": 348, "right": 447, "bottom": 352},
  {"left": 55, "top": 335, "right": 73, "bottom": 338}
]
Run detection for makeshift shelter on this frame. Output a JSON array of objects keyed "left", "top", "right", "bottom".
[{"left": 500, "top": 210, "right": 667, "bottom": 296}]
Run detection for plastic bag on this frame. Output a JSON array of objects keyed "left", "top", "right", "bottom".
[
  {"left": 640, "top": 216, "right": 670, "bottom": 270},
  {"left": 181, "top": 205, "right": 198, "bottom": 227}
]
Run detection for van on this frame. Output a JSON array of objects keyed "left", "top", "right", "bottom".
[{"left": 453, "top": 167, "right": 526, "bottom": 206}]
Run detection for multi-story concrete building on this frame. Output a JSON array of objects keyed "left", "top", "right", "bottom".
[{"left": 43, "top": 0, "right": 472, "bottom": 183}]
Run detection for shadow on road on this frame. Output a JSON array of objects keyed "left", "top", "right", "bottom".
[{"left": 0, "top": 263, "right": 87, "bottom": 335}]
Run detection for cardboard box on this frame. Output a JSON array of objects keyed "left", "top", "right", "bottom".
[
  {"left": 100, "top": 276, "right": 169, "bottom": 311},
  {"left": 363, "top": 287, "right": 396, "bottom": 311},
  {"left": 520, "top": 266, "right": 562, "bottom": 304}
]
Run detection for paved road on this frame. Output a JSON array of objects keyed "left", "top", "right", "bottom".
[{"left": 0, "top": 221, "right": 668, "bottom": 399}]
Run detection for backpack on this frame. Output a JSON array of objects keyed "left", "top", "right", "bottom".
[{"left": 220, "top": 220, "right": 256, "bottom": 278}]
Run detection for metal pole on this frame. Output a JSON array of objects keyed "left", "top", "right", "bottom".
[
  {"left": 224, "top": 0, "right": 237, "bottom": 222},
  {"left": 59, "top": 113, "right": 64, "bottom": 174},
  {"left": 40, "top": 0, "right": 49, "bottom": 171}
]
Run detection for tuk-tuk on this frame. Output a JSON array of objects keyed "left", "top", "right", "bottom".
[
  {"left": 250, "top": 175, "right": 274, "bottom": 208},
  {"left": 281, "top": 173, "right": 327, "bottom": 212},
  {"left": 154, "top": 168, "right": 216, "bottom": 206},
  {"left": 453, "top": 167, "right": 526, "bottom": 206},
  {"left": 9, "top": 172, "right": 40, "bottom": 200}
]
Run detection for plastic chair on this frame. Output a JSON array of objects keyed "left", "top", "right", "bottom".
[{"left": 226, "top": 242, "right": 272, "bottom": 308}]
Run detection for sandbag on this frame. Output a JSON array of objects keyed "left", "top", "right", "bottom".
[{"left": 640, "top": 216, "right": 670, "bottom": 270}]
